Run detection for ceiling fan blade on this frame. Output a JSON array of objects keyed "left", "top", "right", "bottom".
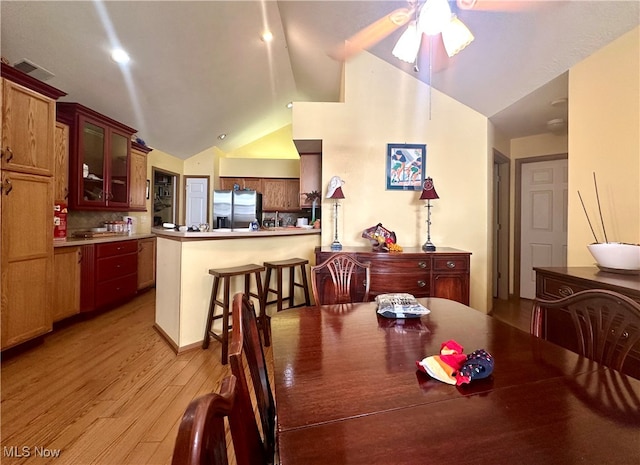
[
  {"left": 329, "top": 7, "right": 415, "bottom": 61},
  {"left": 456, "top": 0, "right": 540, "bottom": 12}
]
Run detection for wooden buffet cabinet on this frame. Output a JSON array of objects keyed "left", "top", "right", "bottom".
[
  {"left": 315, "top": 246, "right": 471, "bottom": 305},
  {"left": 535, "top": 266, "right": 640, "bottom": 378}
]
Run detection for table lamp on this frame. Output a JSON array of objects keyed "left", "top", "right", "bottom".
[
  {"left": 419, "top": 177, "right": 439, "bottom": 251},
  {"left": 327, "top": 176, "right": 345, "bottom": 251}
]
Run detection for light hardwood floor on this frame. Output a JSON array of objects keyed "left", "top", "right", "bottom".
[{"left": 1, "top": 289, "right": 265, "bottom": 465}]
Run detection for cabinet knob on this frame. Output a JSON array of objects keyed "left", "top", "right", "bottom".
[
  {"left": 558, "top": 286, "right": 574, "bottom": 297},
  {"left": 418, "top": 261, "right": 427, "bottom": 269},
  {"left": 417, "top": 280, "right": 426, "bottom": 288},
  {"left": 447, "top": 261, "right": 456, "bottom": 269}
]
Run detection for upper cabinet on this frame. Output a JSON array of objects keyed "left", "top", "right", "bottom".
[
  {"left": 129, "top": 142, "right": 151, "bottom": 211},
  {"left": 299, "top": 153, "right": 322, "bottom": 207},
  {"left": 57, "top": 103, "right": 136, "bottom": 211},
  {"left": 1, "top": 78, "right": 61, "bottom": 176},
  {"left": 262, "top": 178, "right": 300, "bottom": 211}
]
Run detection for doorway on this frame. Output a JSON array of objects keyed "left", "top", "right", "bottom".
[
  {"left": 184, "top": 176, "right": 210, "bottom": 228},
  {"left": 152, "top": 167, "right": 180, "bottom": 226},
  {"left": 515, "top": 155, "right": 568, "bottom": 299},
  {"left": 492, "top": 149, "right": 510, "bottom": 301}
]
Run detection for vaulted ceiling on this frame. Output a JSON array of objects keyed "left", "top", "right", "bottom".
[{"left": 1, "top": 1, "right": 638, "bottom": 159}]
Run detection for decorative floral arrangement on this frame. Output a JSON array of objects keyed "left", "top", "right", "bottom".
[{"left": 304, "top": 190, "right": 322, "bottom": 203}]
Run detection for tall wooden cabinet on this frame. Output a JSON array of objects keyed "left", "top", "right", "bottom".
[
  {"left": 1, "top": 64, "right": 66, "bottom": 350},
  {"left": 53, "top": 121, "right": 70, "bottom": 202},
  {"left": 299, "top": 153, "right": 322, "bottom": 207}
]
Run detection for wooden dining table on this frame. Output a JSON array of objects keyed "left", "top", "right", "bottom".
[{"left": 271, "top": 298, "right": 640, "bottom": 465}]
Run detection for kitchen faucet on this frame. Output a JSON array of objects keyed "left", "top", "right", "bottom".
[{"left": 275, "top": 211, "right": 279, "bottom": 227}]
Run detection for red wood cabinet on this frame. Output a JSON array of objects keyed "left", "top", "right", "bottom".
[{"left": 315, "top": 246, "right": 471, "bottom": 305}]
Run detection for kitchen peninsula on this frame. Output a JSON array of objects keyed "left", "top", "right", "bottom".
[{"left": 153, "top": 227, "right": 320, "bottom": 351}]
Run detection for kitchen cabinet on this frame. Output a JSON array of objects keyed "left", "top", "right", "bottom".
[
  {"left": 220, "top": 177, "right": 262, "bottom": 192},
  {"left": 1, "top": 64, "right": 64, "bottom": 351},
  {"left": 315, "top": 246, "right": 471, "bottom": 305},
  {"left": 263, "top": 178, "right": 300, "bottom": 211},
  {"left": 129, "top": 142, "right": 151, "bottom": 211},
  {"left": 53, "top": 247, "right": 81, "bottom": 322},
  {"left": 56, "top": 102, "right": 136, "bottom": 211},
  {"left": 54, "top": 121, "right": 70, "bottom": 202},
  {"left": 137, "top": 237, "right": 156, "bottom": 290},
  {"left": 95, "top": 240, "right": 138, "bottom": 309},
  {"left": 299, "top": 153, "right": 322, "bottom": 207}
]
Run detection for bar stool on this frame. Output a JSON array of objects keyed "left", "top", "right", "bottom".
[
  {"left": 202, "top": 263, "right": 265, "bottom": 364},
  {"left": 262, "top": 258, "right": 311, "bottom": 345}
]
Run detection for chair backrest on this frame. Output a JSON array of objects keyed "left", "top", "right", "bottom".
[
  {"left": 531, "top": 289, "right": 640, "bottom": 373},
  {"left": 310, "top": 253, "right": 371, "bottom": 305},
  {"left": 171, "top": 375, "right": 266, "bottom": 465},
  {"left": 229, "top": 293, "right": 276, "bottom": 463}
]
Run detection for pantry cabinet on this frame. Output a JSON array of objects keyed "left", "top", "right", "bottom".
[
  {"left": 1, "top": 64, "right": 64, "bottom": 351},
  {"left": 129, "top": 142, "right": 151, "bottom": 211},
  {"left": 57, "top": 102, "right": 136, "bottom": 211}
]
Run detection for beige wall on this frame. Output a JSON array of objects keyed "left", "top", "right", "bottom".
[
  {"left": 293, "top": 52, "right": 492, "bottom": 312},
  {"left": 226, "top": 124, "right": 299, "bottom": 159},
  {"left": 568, "top": 26, "right": 640, "bottom": 264},
  {"left": 219, "top": 158, "right": 299, "bottom": 178}
]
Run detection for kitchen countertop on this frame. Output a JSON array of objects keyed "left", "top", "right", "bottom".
[
  {"left": 54, "top": 233, "right": 156, "bottom": 247},
  {"left": 152, "top": 226, "right": 321, "bottom": 241}
]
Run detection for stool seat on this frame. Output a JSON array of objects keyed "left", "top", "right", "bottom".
[
  {"left": 203, "top": 263, "right": 265, "bottom": 364},
  {"left": 262, "top": 258, "right": 311, "bottom": 345}
]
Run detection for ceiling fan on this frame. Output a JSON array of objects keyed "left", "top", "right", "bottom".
[{"left": 330, "top": 0, "right": 532, "bottom": 66}]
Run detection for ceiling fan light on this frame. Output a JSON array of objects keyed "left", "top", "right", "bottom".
[
  {"left": 392, "top": 21, "right": 421, "bottom": 63},
  {"left": 418, "top": 0, "right": 452, "bottom": 36},
  {"left": 442, "top": 16, "right": 474, "bottom": 57}
]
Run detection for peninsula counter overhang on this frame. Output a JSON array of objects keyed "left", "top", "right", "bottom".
[{"left": 152, "top": 227, "right": 320, "bottom": 241}]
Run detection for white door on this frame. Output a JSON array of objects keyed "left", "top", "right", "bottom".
[
  {"left": 520, "top": 159, "right": 568, "bottom": 299},
  {"left": 185, "top": 177, "right": 208, "bottom": 227}
]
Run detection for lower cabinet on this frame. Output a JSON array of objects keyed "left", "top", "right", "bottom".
[
  {"left": 137, "top": 237, "right": 156, "bottom": 290},
  {"left": 80, "top": 240, "right": 138, "bottom": 312},
  {"left": 315, "top": 246, "right": 471, "bottom": 305},
  {"left": 53, "top": 246, "right": 81, "bottom": 322}
]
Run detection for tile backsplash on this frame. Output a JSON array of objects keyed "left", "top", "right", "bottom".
[{"left": 68, "top": 211, "right": 129, "bottom": 232}]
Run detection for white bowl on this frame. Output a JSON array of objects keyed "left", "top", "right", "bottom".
[{"left": 587, "top": 242, "right": 640, "bottom": 271}]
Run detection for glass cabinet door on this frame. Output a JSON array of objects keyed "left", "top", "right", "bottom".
[
  {"left": 80, "top": 119, "right": 106, "bottom": 205},
  {"left": 109, "top": 131, "right": 129, "bottom": 206}
]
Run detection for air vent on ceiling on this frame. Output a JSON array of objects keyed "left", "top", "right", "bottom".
[{"left": 13, "top": 59, "right": 55, "bottom": 82}]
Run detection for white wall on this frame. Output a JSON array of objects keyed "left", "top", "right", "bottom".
[{"left": 293, "top": 52, "right": 492, "bottom": 312}]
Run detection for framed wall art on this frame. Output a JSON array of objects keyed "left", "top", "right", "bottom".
[{"left": 385, "top": 143, "right": 426, "bottom": 190}]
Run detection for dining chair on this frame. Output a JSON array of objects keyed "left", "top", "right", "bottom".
[
  {"left": 531, "top": 289, "right": 640, "bottom": 373},
  {"left": 310, "top": 252, "right": 371, "bottom": 305},
  {"left": 230, "top": 293, "right": 276, "bottom": 464},
  {"left": 171, "top": 375, "right": 267, "bottom": 465}
]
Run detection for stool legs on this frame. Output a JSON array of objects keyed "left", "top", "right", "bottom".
[
  {"left": 202, "top": 276, "right": 221, "bottom": 350},
  {"left": 299, "top": 263, "right": 311, "bottom": 306}
]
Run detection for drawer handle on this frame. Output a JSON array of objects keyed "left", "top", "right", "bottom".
[
  {"left": 446, "top": 261, "right": 456, "bottom": 269},
  {"left": 417, "top": 280, "right": 426, "bottom": 288},
  {"left": 4, "top": 147, "right": 14, "bottom": 162},
  {"left": 418, "top": 261, "right": 427, "bottom": 269},
  {"left": 558, "top": 286, "right": 574, "bottom": 297}
]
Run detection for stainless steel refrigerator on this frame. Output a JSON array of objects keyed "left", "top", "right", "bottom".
[
  {"left": 212, "top": 190, "right": 262, "bottom": 231},
  {"left": 232, "top": 190, "right": 262, "bottom": 230}
]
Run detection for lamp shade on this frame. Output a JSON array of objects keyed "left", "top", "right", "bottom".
[
  {"left": 419, "top": 177, "right": 439, "bottom": 200},
  {"left": 392, "top": 21, "right": 421, "bottom": 63},
  {"left": 442, "top": 15, "right": 474, "bottom": 57},
  {"left": 327, "top": 175, "right": 346, "bottom": 199}
]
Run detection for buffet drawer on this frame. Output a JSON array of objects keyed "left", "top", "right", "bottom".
[
  {"left": 538, "top": 276, "right": 590, "bottom": 299},
  {"left": 361, "top": 256, "right": 431, "bottom": 272},
  {"left": 368, "top": 272, "right": 430, "bottom": 297},
  {"left": 433, "top": 256, "right": 469, "bottom": 271}
]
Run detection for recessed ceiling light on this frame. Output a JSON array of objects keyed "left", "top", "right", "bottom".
[
  {"left": 286, "top": 102, "right": 293, "bottom": 109},
  {"left": 261, "top": 31, "right": 273, "bottom": 42},
  {"left": 218, "top": 133, "right": 227, "bottom": 140},
  {"left": 111, "top": 48, "right": 130, "bottom": 64}
]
